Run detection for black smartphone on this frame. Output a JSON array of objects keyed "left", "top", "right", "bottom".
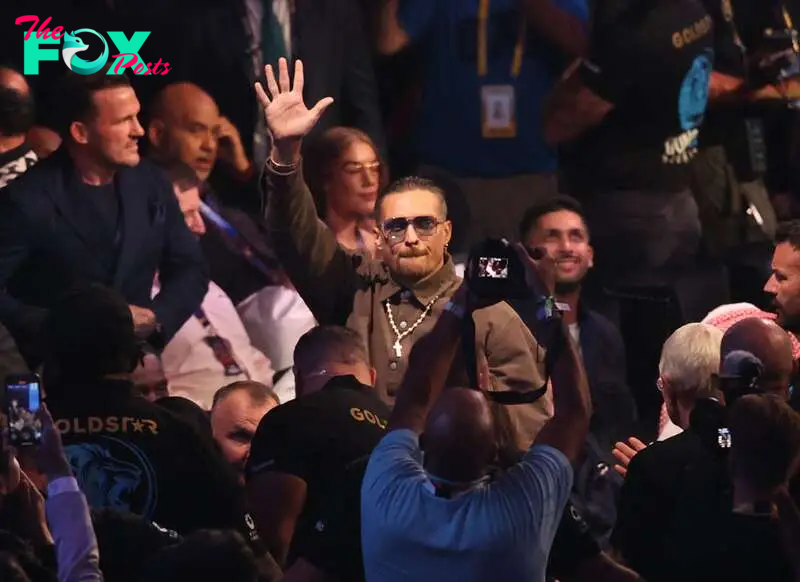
[{"left": 5, "top": 373, "right": 43, "bottom": 446}]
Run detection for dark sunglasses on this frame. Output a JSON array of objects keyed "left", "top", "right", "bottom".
[{"left": 381, "top": 216, "right": 443, "bottom": 244}]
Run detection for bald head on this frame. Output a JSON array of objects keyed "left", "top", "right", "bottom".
[
  {"left": 423, "top": 388, "right": 496, "bottom": 483},
  {"left": 148, "top": 83, "right": 220, "bottom": 180},
  {"left": 0, "top": 67, "right": 34, "bottom": 139},
  {"left": 0, "top": 68, "right": 29, "bottom": 96},
  {"left": 721, "top": 318, "right": 794, "bottom": 398}
]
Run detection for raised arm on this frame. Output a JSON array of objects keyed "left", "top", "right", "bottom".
[
  {"left": 509, "top": 245, "right": 592, "bottom": 463},
  {"left": 256, "top": 59, "right": 361, "bottom": 325},
  {"left": 39, "top": 406, "right": 103, "bottom": 582},
  {"left": 530, "top": 317, "right": 592, "bottom": 462},
  {"left": 388, "top": 285, "right": 470, "bottom": 434}
]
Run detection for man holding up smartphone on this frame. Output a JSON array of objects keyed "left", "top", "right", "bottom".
[{"left": 5, "top": 375, "right": 43, "bottom": 448}]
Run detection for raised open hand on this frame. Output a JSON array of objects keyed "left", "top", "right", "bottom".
[{"left": 254, "top": 58, "right": 333, "bottom": 161}]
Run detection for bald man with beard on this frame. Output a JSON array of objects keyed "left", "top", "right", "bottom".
[{"left": 149, "top": 83, "right": 225, "bottom": 182}]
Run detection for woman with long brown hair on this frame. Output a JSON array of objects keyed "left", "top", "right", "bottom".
[{"left": 305, "top": 127, "right": 387, "bottom": 257}]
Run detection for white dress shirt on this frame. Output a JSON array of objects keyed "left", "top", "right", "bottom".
[{"left": 157, "top": 281, "right": 274, "bottom": 410}]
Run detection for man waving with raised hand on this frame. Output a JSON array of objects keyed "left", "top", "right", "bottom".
[{"left": 255, "top": 59, "right": 552, "bottom": 450}]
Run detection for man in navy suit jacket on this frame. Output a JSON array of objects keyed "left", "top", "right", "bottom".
[{"left": 0, "top": 68, "right": 207, "bottom": 366}]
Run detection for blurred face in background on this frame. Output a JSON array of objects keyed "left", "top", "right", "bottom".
[
  {"left": 174, "top": 184, "right": 206, "bottom": 237},
  {"left": 72, "top": 86, "right": 144, "bottom": 169},
  {"left": 524, "top": 209, "right": 593, "bottom": 293},
  {"left": 131, "top": 352, "right": 168, "bottom": 402},
  {"left": 325, "top": 139, "right": 381, "bottom": 219},
  {"left": 765, "top": 242, "right": 800, "bottom": 332},
  {"left": 211, "top": 390, "right": 276, "bottom": 479}
]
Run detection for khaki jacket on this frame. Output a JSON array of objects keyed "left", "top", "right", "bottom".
[{"left": 262, "top": 165, "right": 552, "bottom": 446}]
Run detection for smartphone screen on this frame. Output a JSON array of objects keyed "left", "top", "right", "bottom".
[
  {"left": 6, "top": 375, "right": 42, "bottom": 446},
  {"left": 477, "top": 257, "right": 509, "bottom": 279},
  {"left": 717, "top": 427, "right": 732, "bottom": 449}
]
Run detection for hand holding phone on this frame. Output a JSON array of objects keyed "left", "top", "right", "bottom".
[
  {"left": 0, "top": 420, "right": 21, "bottom": 496},
  {"left": 5, "top": 374, "right": 43, "bottom": 447},
  {"left": 36, "top": 405, "right": 71, "bottom": 482}
]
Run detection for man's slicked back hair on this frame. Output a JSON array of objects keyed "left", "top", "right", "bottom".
[
  {"left": 776, "top": 220, "right": 800, "bottom": 250},
  {"left": 293, "top": 325, "right": 369, "bottom": 376},
  {"left": 518, "top": 195, "right": 588, "bottom": 241},
  {"left": 54, "top": 64, "right": 133, "bottom": 138},
  {"left": 212, "top": 381, "right": 279, "bottom": 409},
  {"left": 376, "top": 176, "right": 448, "bottom": 220}
]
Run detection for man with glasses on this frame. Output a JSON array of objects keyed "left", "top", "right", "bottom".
[
  {"left": 244, "top": 325, "right": 389, "bottom": 568},
  {"left": 258, "top": 58, "right": 550, "bottom": 450}
]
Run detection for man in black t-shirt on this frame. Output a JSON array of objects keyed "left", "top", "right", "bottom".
[
  {"left": 244, "top": 325, "right": 390, "bottom": 568},
  {"left": 281, "top": 455, "right": 371, "bottom": 582},
  {"left": 42, "top": 284, "right": 247, "bottom": 537},
  {"left": 545, "top": 0, "right": 714, "bottom": 286}
]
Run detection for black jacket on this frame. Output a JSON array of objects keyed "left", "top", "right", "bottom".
[
  {"left": 0, "top": 150, "right": 208, "bottom": 364},
  {"left": 48, "top": 378, "right": 244, "bottom": 535}
]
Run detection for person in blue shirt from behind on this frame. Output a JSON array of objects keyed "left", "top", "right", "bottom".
[{"left": 361, "top": 245, "right": 592, "bottom": 582}]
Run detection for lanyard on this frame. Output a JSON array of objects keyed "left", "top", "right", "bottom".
[
  {"left": 477, "top": 0, "right": 526, "bottom": 78},
  {"left": 195, "top": 306, "right": 248, "bottom": 378},
  {"left": 199, "top": 201, "right": 277, "bottom": 279}
]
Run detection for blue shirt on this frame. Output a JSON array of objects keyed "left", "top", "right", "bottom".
[
  {"left": 399, "top": 0, "right": 588, "bottom": 178},
  {"left": 361, "top": 429, "right": 573, "bottom": 582}
]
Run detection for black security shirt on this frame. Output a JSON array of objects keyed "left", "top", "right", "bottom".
[
  {"left": 570, "top": 0, "right": 714, "bottom": 192},
  {"left": 245, "top": 375, "right": 390, "bottom": 566},
  {"left": 297, "top": 455, "right": 370, "bottom": 582},
  {"left": 48, "top": 379, "right": 245, "bottom": 536}
]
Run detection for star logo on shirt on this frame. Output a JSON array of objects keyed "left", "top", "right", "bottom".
[{"left": 131, "top": 419, "right": 144, "bottom": 432}]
